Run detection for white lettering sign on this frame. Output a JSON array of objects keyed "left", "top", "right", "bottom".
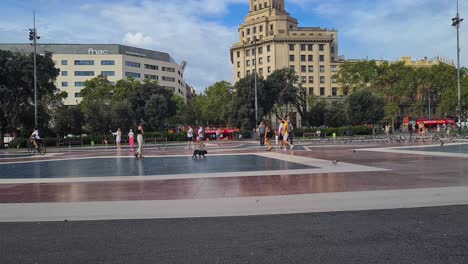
[{"left": 88, "top": 48, "right": 109, "bottom": 55}]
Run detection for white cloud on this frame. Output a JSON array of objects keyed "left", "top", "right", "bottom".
[
  {"left": 123, "top": 32, "right": 154, "bottom": 46},
  {"left": 307, "top": 0, "right": 468, "bottom": 63}
]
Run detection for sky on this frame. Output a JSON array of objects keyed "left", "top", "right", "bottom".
[{"left": 1, "top": 0, "right": 467, "bottom": 92}]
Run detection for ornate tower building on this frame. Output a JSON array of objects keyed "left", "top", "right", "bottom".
[{"left": 231, "top": 0, "right": 341, "bottom": 98}]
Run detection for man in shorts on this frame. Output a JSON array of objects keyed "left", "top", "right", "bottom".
[
  {"left": 282, "top": 117, "right": 294, "bottom": 150},
  {"left": 186, "top": 126, "right": 194, "bottom": 149},
  {"left": 197, "top": 126, "right": 205, "bottom": 148},
  {"left": 277, "top": 118, "right": 285, "bottom": 149}
]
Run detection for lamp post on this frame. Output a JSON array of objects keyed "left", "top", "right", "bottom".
[
  {"left": 252, "top": 36, "right": 259, "bottom": 130},
  {"left": 452, "top": 0, "right": 464, "bottom": 132},
  {"left": 29, "top": 10, "right": 40, "bottom": 128}
]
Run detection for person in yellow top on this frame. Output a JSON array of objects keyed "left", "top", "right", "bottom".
[{"left": 281, "top": 117, "right": 294, "bottom": 150}]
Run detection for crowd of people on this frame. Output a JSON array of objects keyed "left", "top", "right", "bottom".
[{"left": 257, "top": 117, "right": 294, "bottom": 151}]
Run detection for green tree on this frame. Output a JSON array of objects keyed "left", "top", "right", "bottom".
[
  {"left": 230, "top": 74, "right": 266, "bottom": 129},
  {"left": 145, "top": 94, "right": 169, "bottom": 130},
  {"left": 327, "top": 101, "right": 348, "bottom": 127},
  {"left": 0, "top": 50, "right": 59, "bottom": 142},
  {"left": 110, "top": 101, "right": 136, "bottom": 131},
  {"left": 347, "top": 89, "right": 385, "bottom": 125},
  {"left": 53, "top": 106, "right": 84, "bottom": 136},
  {"left": 82, "top": 101, "right": 112, "bottom": 134},
  {"left": 306, "top": 98, "right": 329, "bottom": 127},
  {"left": 335, "top": 60, "right": 379, "bottom": 94},
  {"left": 199, "top": 81, "right": 233, "bottom": 125}
]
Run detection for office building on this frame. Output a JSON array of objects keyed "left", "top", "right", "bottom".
[
  {"left": 0, "top": 44, "right": 189, "bottom": 105},
  {"left": 230, "top": 0, "right": 341, "bottom": 97}
]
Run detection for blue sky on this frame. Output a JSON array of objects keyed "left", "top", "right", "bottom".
[{"left": 1, "top": 0, "right": 467, "bottom": 91}]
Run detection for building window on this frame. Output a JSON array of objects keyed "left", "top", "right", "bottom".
[
  {"left": 61, "top": 71, "right": 68, "bottom": 76},
  {"left": 270, "top": 24, "right": 273, "bottom": 31},
  {"left": 74, "top": 60, "right": 94, "bottom": 65},
  {"left": 61, "top": 60, "right": 67, "bottom": 65},
  {"left": 75, "top": 93, "right": 82, "bottom": 98},
  {"left": 258, "top": 47, "right": 263, "bottom": 54},
  {"left": 267, "top": 66, "right": 271, "bottom": 73},
  {"left": 246, "top": 50, "right": 250, "bottom": 56},
  {"left": 301, "top": 55, "right": 306, "bottom": 62},
  {"left": 267, "top": 45, "right": 271, "bottom": 52},
  {"left": 145, "top": 64, "right": 158, "bottom": 70},
  {"left": 301, "top": 76, "right": 306, "bottom": 83},
  {"left": 301, "top": 44, "right": 306, "bottom": 51},
  {"left": 259, "top": 68, "right": 264, "bottom": 75},
  {"left": 320, "top": 76, "right": 325, "bottom": 83},
  {"left": 319, "top": 44, "right": 325, "bottom": 51},
  {"left": 332, "top": 77, "right": 337, "bottom": 83},
  {"left": 144, "top": 74, "right": 158, "bottom": 80},
  {"left": 101, "top": 71, "right": 115, "bottom": 76},
  {"left": 101, "top": 60, "right": 115, "bottom": 65},
  {"left": 246, "top": 60, "right": 250, "bottom": 66},
  {"left": 308, "top": 65, "right": 314, "bottom": 73},
  {"left": 308, "top": 76, "right": 314, "bottom": 83},
  {"left": 125, "top": 61, "right": 141, "bottom": 68},
  {"left": 237, "top": 51, "right": 240, "bottom": 58},
  {"left": 259, "top": 57, "right": 263, "bottom": 65},
  {"left": 162, "top": 76, "right": 176, "bottom": 82},
  {"left": 320, "top": 66, "right": 325, "bottom": 73},
  {"left": 253, "top": 27, "right": 257, "bottom": 34},
  {"left": 289, "top": 65, "right": 295, "bottom": 72},
  {"left": 237, "top": 61, "right": 241, "bottom": 67},
  {"left": 252, "top": 59, "right": 256, "bottom": 66},
  {"left": 61, "top": 82, "right": 68, "bottom": 87},
  {"left": 259, "top": 25, "right": 263, "bottom": 32},
  {"left": 125, "top": 72, "right": 141, "bottom": 78},
  {"left": 74, "top": 71, "right": 94, "bottom": 76},
  {"left": 267, "top": 56, "right": 271, "bottom": 63},
  {"left": 301, "top": 65, "right": 306, "bottom": 73},
  {"left": 289, "top": 55, "right": 295, "bottom": 62},
  {"left": 331, "top": 65, "right": 337, "bottom": 72},
  {"left": 162, "top": 67, "right": 175, "bottom": 72},
  {"left": 332, "top": 87, "right": 337, "bottom": 96},
  {"left": 308, "top": 55, "right": 313, "bottom": 62},
  {"left": 331, "top": 47, "right": 335, "bottom": 53},
  {"left": 289, "top": 44, "right": 295, "bottom": 51},
  {"left": 308, "top": 44, "right": 313, "bottom": 51},
  {"left": 320, "top": 55, "right": 325, "bottom": 62},
  {"left": 247, "top": 28, "right": 251, "bottom": 35},
  {"left": 75, "top": 82, "right": 85, "bottom": 87},
  {"left": 252, "top": 48, "right": 256, "bottom": 55},
  {"left": 309, "top": 88, "right": 314, "bottom": 95},
  {"left": 320, "top": 87, "right": 325, "bottom": 96},
  {"left": 247, "top": 70, "right": 251, "bottom": 75},
  {"left": 237, "top": 71, "right": 241, "bottom": 77}
]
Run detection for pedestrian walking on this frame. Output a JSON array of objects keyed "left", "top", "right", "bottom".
[
  {"left": 197, "top": 126, "right": 205, "bottom": 147},
  {"left": 281, "top": 117, "right": 294, "bottom": 150},
  {"left": 128, "top": 129, "right": 135, "bottom": 152},
  {"left": 265, "top": 122, "right": 273, "bottom": 151},
  {"left": 186, "top": 126, "right": 194, "bottom": 150},
  {"left": 258, "top": 121, "right": 265, "bottom": 146},
  {"left": 135, "top": 123, "right": 144, "bottom": 159}
]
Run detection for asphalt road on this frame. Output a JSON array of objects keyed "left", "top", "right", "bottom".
[{"left": 1, "top": 205, "right": 467, "bottom": 264}]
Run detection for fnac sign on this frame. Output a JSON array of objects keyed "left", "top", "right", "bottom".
[{"left": 88, "top": 48, "right": 109, "bottom": 55}]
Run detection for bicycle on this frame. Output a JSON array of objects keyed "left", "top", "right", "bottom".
[{"left": 30, "top": 139, "right": 47, "bottom": 155}]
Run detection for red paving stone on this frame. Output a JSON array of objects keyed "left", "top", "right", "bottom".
[{"left": 1, "top": 144, "right": 467, "bottom": 203}]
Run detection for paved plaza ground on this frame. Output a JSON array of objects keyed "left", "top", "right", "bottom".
[{"left": 1, "top": 140, "right": 468, "bottom": 263}]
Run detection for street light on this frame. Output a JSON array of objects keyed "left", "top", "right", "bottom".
[
  {"left": 29, "top": 10, "right": 40, "bottom": 128},
  {"left": 252, "top": 36, "right": 259, "bottom": 131},
  {"left": 452, "top": 0, "right": 463, "bottom": 132}
]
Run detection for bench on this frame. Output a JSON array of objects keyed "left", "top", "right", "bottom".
[
  {"left": 58, "top": 139, "right": 83, "bottom": 148},
  {"left": 145, "top": 137, "right": 168, "bottom": 149}
]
